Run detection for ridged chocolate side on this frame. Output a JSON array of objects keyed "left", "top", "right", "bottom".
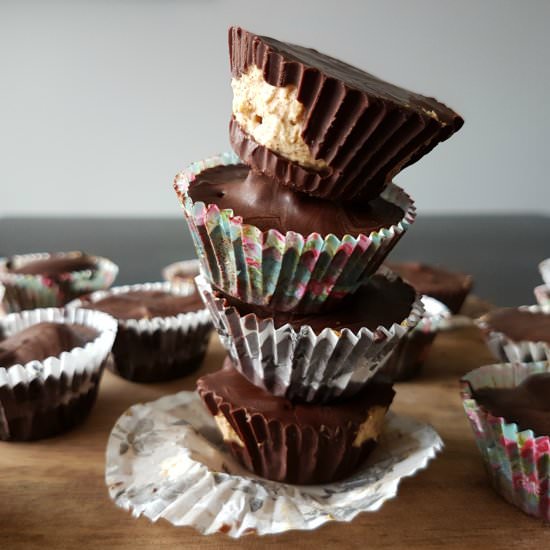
[
  {"left": 0, "top": 359, "right": 106, "bottom": 441},
  {"left": 108, "top": 322, "right": 212, "bottom": 383},
  {"left": 380, "top": 331, "right": 436, "bottom": 382},
  {"left": 197, "top": 362, "right": 393, "bottom": 484},
  {"left": 229, "top": 27, "right": 463, "bottom": 200}
]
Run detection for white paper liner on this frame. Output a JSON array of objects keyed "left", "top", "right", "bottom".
[
  {"left": 539, "top": 258, "right": 550, "bottom": 285},
  {"left": 0, "top": 251, "right": 119, "bottom": 312},
  {"left": 106, "top": 390, "right": 443, "bottom": 537},
  {"left": 415, "top": 296, "right": 452, "bottom": 334},
  {"left": 534, "top": 284, "right": 550, "bottom": 307},
  {"left": 477, "top": 305, "right": 550, "bottom": 363},
  {"left": 196, "top": 274, "right": 424, "bottom": 403},
  {"left": 0, "top": 307, "right": 117, "bottom": 440},
  {"left": 162, "top": 259, "right": 201, "bottom": 285},
  {"left": 67, "top": 282, "right": 212, "bottom": 382}
]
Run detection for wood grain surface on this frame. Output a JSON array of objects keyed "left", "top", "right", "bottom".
[{"left": 1, "top": 311, "right": 549, "bottom": 549}]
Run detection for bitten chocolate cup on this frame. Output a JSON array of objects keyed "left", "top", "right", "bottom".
[
  {"left": 67, "top": 282, "right": 212, "bottom": 383},
  {"left": 228, "top": 26, "right": 463, "bottom": 201},
  {"left": 477, "top": 305, "right": 550, "bottom": 363},
  {"left": 196, "top": 272, "right": 423, "bottom": 403},
  {"left": 0, "top": 307, "right": 117, "bottom": 441},
  {"left": 197, "top": 360, "right": 395, "bottom": 484},
  {"left": 0, "top": 251, "right": 119, "bottom": 313},
  {"left": 174, "top": 153, "right": 416, "bottom": 314}
]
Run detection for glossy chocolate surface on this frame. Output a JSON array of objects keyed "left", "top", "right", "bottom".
[
  {"left": 189, "top": 164, "right": 404, "bottom": 238},
  {"left": 216, "top": 273, "right": 416, "bottom": 333},
  {"left": 7, "top": 254, "right": 97, "bottom": 277},
  {"left": 0, "top": 322, "right": 98, "bottom": 368},
  {"left": 483, "top": 308, "right": 550, "bottom": 344},
  {"left": 81, "top": 290, "right": 204, "bottom": 321},
  {"left": 473, "top": 373, "right": 550, "bottom": 436},
  {"left": 198, "top": 360, "right": 394, "bottom": 427}
]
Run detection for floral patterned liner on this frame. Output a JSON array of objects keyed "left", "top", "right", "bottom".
[{"left": 461, "top": 361, "right": 550, "bottom": 521}]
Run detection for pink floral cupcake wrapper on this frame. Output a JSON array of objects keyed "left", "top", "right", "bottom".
[
  {"left": 477, "top": 305, "right": 550, "bottom": 363},
  {"left": 461, "top": 361, "right": 550, "bottom": 521},
  {"left": 196, "top": 274, "right": 424, "bottom": 404},
  {"left": 174, "top": 152, "right": 416, "bottom": 314},
  {"left": 0, "top": 252, "right": 119, "bottom": 313}
]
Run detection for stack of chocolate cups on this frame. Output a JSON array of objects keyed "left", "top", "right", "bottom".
[{"left": 174, "top": 27, "right": 463, "bottom": 485}]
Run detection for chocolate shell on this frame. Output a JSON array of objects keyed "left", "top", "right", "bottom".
[
  {"left": 197, "top": 360, "right": 395, "bottom": 484},
  {"left": 229, "top": 26, "right": 463, "bottom": 201}
]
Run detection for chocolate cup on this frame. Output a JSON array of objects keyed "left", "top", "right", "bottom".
[
  {"left": 0, "top": 307, "right": 117, "bottom": 441},
  {"left": 197, "top": 360, "right": 394, "bottom": 484},
  {"left": 196, "top": 273, "right": 423, "bottom": 403},
  {"left": 67, "top": 282, "right": 213, "bottom": 384},
  {"left": 0, "top": 358, "right": 107, "bottom": 441},
  {"left": 107, "top": 324, "right": 211, "bottom": 383},
  {"left": 229, "top": 27, "right": 463, "bottom": 200}
]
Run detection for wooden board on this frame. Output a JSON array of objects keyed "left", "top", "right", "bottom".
[{"left": 1, "top": 320, "right": 548, "bottom": 549}]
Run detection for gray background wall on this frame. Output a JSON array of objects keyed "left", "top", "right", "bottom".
[{"left": 1, "top": 0, "right": 549, "bottom": 216}]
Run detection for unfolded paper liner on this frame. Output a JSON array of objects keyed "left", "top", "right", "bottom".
[
  {"left": 534, "top": 284, "right": 550, "bottom": 307},
  {"left": 0, "top": 307, "right": 117, "bottom": 441},
  {"left": 229, "top": 27, "right": 463, "bottom": 201},
  {"left": 0, "top": 252, "right": 119, "bottom": 313},
  {"left": 539, "top": 258, "right": 550, "bottom": 285},
  {"left": 196, "top": 274, "right": 424, "bottom": 403},
  {"left": 106, "top": 389, "right": 443, "bottom": 537},
  {"left": 162, "top": 259, "right": 201, "bottom": 286},
  {"left": 461, "top": 361, "right": 550, "bottom": 521},
  {"left": 477, "top": 305, "right": 550, "bottom": 363},
  {"left": 381, "top": 296, "right": 451, "bottom": 382},
  {"left": 174, "top": 152, "right": 416, "bottom": 314},
  {"left": 67, "top": 282, "right": 213, "bottom": 383}
]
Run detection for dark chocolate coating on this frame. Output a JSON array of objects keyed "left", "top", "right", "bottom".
[
  {"left": 473, "top": 373, "right": 550, "bottom": 436},
  {"left": 385, "top": 261, "right": 473, "bottom": 314},
  {"left": 0, "top": 322, "right": 98, "bottom": 368},
  {"left": 197, "top": 360, "right": 394, "bottom": 484},
  {"left": 80, "top": 290, "right": 204, "bottom": 320},
  {"left": 216, "top": 272, "right": 416, "bottom": 333},
  {"left": 229, "top": 27, "right": 463, "bottom": 200},
  {"left": 7, "top": 254, "right": 97, "bottom": 277},
  {"left": 189, "top": 164, "right": 404, "bottom": 238},
  {"left": 482, "top": 308, "right": 550, "bottom": 344}
]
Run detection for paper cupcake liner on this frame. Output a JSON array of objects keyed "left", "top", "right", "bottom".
[
  {"left": 67, "top": 282, "right": 213, "bottom": 383},
  {"left": 228, "top": 27, "right": 463, "bottom": 201},
  {"left": 381, "top": 296, "right": 451, "bottom": 382},
  {"left": 174, "top": 152, "right": 416, "bottom": 314},
  {"left": 161, "top": 259, "right": 201, "bottom": 286},
  {"left": 0, "top": 252, "right": 119, "bottom": 313},
  {"left": 197, "top": 362, "right": 394, "bottom": 484},
  {"left": 461, "top": 361, "right": 550, "bottom": 521},
  {"left": 534, "top": 284, "right": 550, "bottom": 307},
  {"left": 106, "top": 390, "right": 443, "bottom": 537},
  {"left": 539, "top": 258, "right": 550, "bottom": 285},
  {"left": 196, "top": 274, "right": 424, "bottom": 403},
  {"left": 0, "top": 307, "right": 117, "bottom": 441},
  {"left": 477, "top": 305, "right": 550, "bottom": 363}
]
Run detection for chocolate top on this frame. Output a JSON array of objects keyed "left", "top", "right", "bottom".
[
  {"left": 473, "top": 373, "right": 550, "bottom": 436},
  {"left": 217, "top": 273, "right": 416, "bottom": 333},
  {"left": 0, "top": 322, "right": 98, "bottom": 368},
  {"left": 385, "top": 262, "right": 472, "bottom": 296},
  {"left": 7, "top": 254, "right": 97, "bottom": 277},
  {"left": 483, "top": 308, "right": 550, "bottom": 344},
  {"left": 81, "top": 290, "right": 204, "bottom": 320},
  {"left": 230, "top": 26, "right": 463, "bottom": 129},
  {"left": 189, "top": 164, "right": 404, "bottom": 237},
  {"left": 198, "top": 360, "right": 395, "bottom": 427}
]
